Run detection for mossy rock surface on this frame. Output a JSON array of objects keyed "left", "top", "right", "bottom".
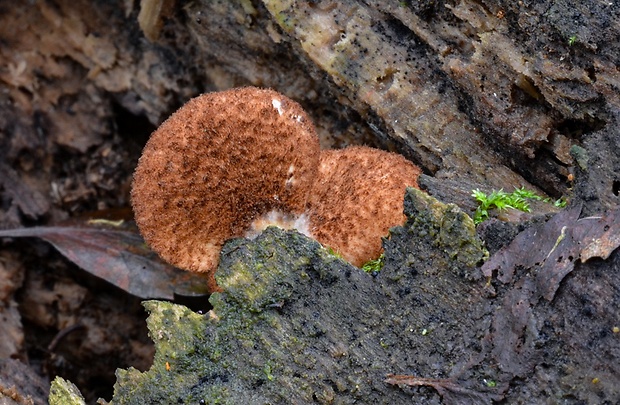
[
  {"left": 49, "top": 377, "right": 86, "bottom": 405},
  {"left": 50, "top": 188, "right": 620, "bottom": 403},
  {"left": 108, "top": 189, "right": 492, "bottom": 404}
]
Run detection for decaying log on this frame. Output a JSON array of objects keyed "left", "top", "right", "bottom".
[
  {"left": 1, "top": 0, "right": 619, "bottom": 221},
  {"left": 1, "top": 0, "right": 619, "bottom": 403}
]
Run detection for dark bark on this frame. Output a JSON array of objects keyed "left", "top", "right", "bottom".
[{"left": 1, "top": 0, "right": 619, "bottom": 403}]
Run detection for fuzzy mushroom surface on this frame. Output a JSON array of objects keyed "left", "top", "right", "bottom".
[
  {"left": 308, "top": 146, "right": 422, "bottom": 266},
  {"left": 131, "top": 87, "right": 321, "bottom": 288}
]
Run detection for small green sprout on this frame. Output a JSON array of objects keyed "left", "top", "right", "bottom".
[
  {"left": 263, "top": 363, "right": 275, "bottom": 381},
  {"left": 472, "top": 188, "right": 531, "bottom": 224},
  {"left": 510, "top": 187, "right": 543, "bottom": 201},
  {"left": 362, "top": 253, "right": 385, "bottom": 274},
  {"left": 471, "top": 187, "right": 564, "bottom": 224},
  {"left": 326, "top": 246, "right": 343, "bottom": 259},
  {"left": 553, "top": 197, "right": 568, "bottom": 208},
  {"left": 513, "top": 188, "right": 567, "bottom": 208},
  {"left": 568, "top": 35, "right": 577, "bottom": 46}
]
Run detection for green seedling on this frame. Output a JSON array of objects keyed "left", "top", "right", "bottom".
[
  {"left": 326, "top": 246, "right": 343, "bottom": 259},
  {"left": 511, "top": 188, "right": 567, "bottom": 208},
  {"left": 362, "top": 253, "right": 385, "bottom": 274},
  {"left": 552, "top": 197, "right": 568, "bottom": 208},
  {"left": 471, "top": 187, "right": 565, "bottom": 225},
  {"left": 568, "top": 35, "right": 577, "bottom": 46},
  {"left": 472, "top": 188, "right": 531, "bottom": 224}
]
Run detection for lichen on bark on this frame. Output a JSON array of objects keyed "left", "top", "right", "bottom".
[
  {"left": 49, "top": 377, "right": 86, "bottom": 405},
  {"left": 91, "top": 189, "right": 491, "bottom": 404}
]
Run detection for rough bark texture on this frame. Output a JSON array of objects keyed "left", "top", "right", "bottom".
[
  {"left": 1, "top": 0, "right": 619, "bottom": 221},
  {"left": 82, "top": 190, "right": 618, "bottom": 404},
  {"left": 107, "top": 190, "right": 493, "bottom": 405},
  {"left": 0, "top": 0, "right": 619, "bottom": 403}
]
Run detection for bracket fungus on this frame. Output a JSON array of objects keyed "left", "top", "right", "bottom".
[
  {"left": 131, "top": 87, "right": 321, "bottom": 290},
  {"left": 308, "top": 146, "right": 421, "bottom": 266},
  {"left": 131, "top": 87, "right": 421, "bottom": 289}
]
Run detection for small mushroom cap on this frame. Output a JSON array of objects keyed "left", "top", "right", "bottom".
[
  {"left": 131, "top": 87, "right": 320, "bottom": 285},
  {"left": 308, "top": 146, "right": 422, "bottom": 266}
]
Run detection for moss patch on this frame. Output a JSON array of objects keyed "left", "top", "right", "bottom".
[{"left": 54, "top": 189, "right": 493, "bottom": 403}]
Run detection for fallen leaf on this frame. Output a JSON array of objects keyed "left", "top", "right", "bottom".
[
  {"left": 574, "top": 209, "right": 620, "bottom": 262},
  {"left": 0, "top": 220, "right": 211, "bottom": 300},
  {"left": 481, "top": 204, "right": 620, "bottom": 301},
  {"left": 481, "top": 205, "right": 582, "bottom": 284}
]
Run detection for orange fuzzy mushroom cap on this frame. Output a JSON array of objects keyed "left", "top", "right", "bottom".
[
  {"left": 308, "top": 146, "right": 422, "bottom": 266},
  {"left": 131, "top": 87, "right": 321, "bottom": 287}
]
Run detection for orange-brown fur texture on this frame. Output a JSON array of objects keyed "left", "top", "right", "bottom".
[
  {"left": 131, "top": 87, "right": 321, "bottom": 289},
  {"left": 308, "top": 146, "right": 421, "bottom": 266},
  {"left": 132, "top": 87, "right": 424, "bottom": 290}
]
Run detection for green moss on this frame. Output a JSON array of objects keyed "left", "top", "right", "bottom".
[
  {"left": 325, "top": 245, "right": 343, "bottom": 259},
  {"left": 49, "top": 377, "right": 86, "bottom": 405},
  {"left": 106, "top": 230, "right": 333, "bottom": 403},
  {"left": 111, "top": 301, "right": 224, "bottom": 404},
  {"left": 568, "top": 34, "right": 578, "bottom": 46},
  {"left": 471, "top": 187, "right": 564, "bottom": 224},
  {"left": 361, "top": 253, "right": 384, "bottom": 274},
  {"left": 401, "top": 188, "right": 488, "bottom": 270},
  {"left": 570, "top": 145, "right": 589, "bottom": 170},
  {"left": 50, "top": 190, "right": 492, "bottom": 403}
]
